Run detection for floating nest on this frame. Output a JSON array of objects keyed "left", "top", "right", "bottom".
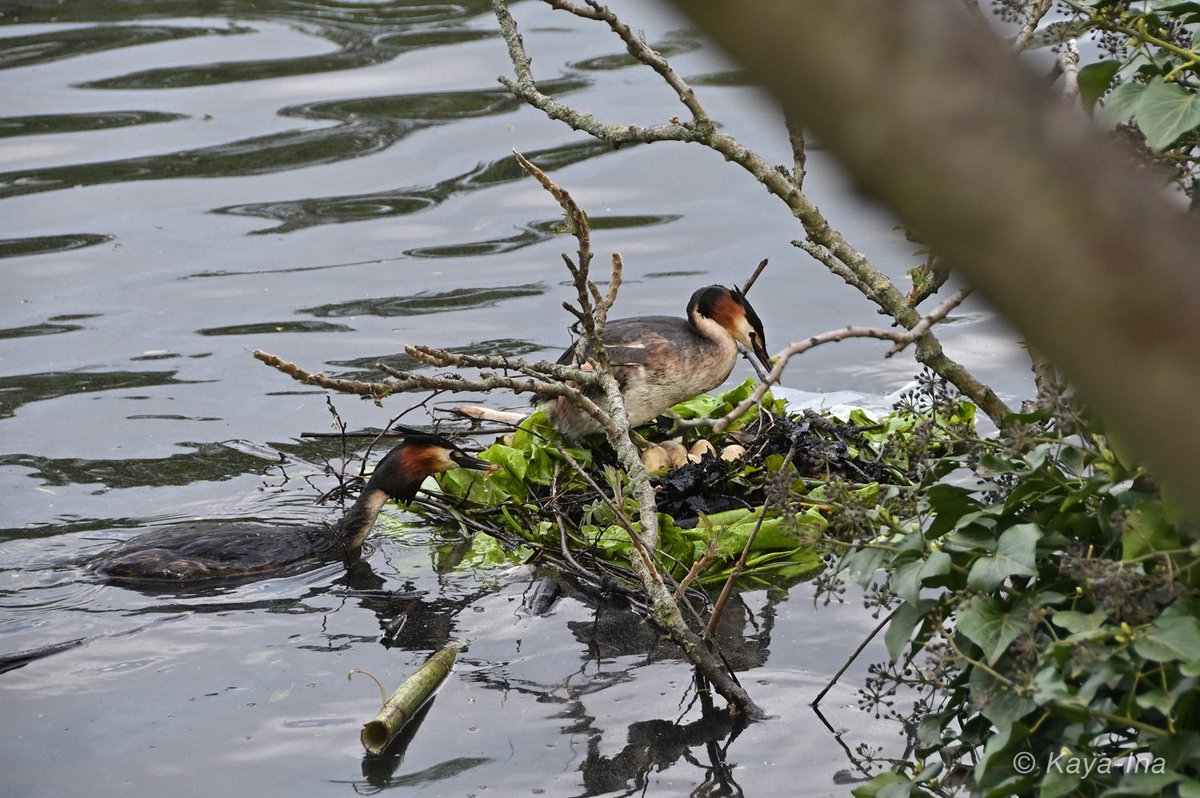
[{"left": 415, "top": 379, "right": 973, "bottom": 605}]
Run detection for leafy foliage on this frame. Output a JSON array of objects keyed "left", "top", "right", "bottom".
[
  {"left": 428, "top": 379, "right": 969, "bottom": 594},
  {"left": 828, "top": 379, "right": 1200, "bottom": 797},
  {"left": 421, "top": 366, "right": 1199, "bottom": 797},
  {"left": 1009, "top": 0, "right": 1200, "bottom": 197}
]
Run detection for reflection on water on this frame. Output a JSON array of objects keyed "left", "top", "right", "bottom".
[
  {"left": 219, "top": 120, "right": 599, "bottom": 234},
  {"left": 300, "top": 283, "right": 545, "bottom": 318},
  {"left": 0, "top": 441, "right": 282, "bottom": 490},
  {"left": 197, "top": 320, "right": 354, "bottom": 335},
  {"left": 0, "top": 233, "right": 113, "bottom": 258},
  {"left": 0, "top": 369, "right": 196, "bottom": 418},
  {"left": 0, "top": 23, "right": 242, "bottom": 70},
  {"left": 0, "top": 85, "right": 527, "bottom": 200}
]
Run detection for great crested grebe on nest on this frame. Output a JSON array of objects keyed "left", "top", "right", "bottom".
[
  {"left": 545, "top": 284, "right": 771, "bottom": 438},
  {"left": 458, "top": 285, "right": 771, "bottom": 441},
  {"left": 87, "top": 432, "right": 495, "bottom": 583}
]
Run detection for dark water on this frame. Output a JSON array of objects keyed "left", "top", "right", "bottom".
[{"left": 0, "top": 1, "right": 1031, "bottom": 795}]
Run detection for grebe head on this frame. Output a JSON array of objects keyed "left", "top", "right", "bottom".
[
  {"left": 687, "top": 285, "right": 772, "bottom": 371},
  {"left": 369, "top": 432, "right": 496, "bottom": 503}
]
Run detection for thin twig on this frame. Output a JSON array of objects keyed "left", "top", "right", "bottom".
[
  {"left": 1013, "top": 0, "right": 1054, "bottom": 52},
  {"left": 705, "top": 444, "right": 796, "bottom": 639},
  {"left": 811, "top": 606, "right": 899, "bottom": 709},
  {"left": 741, "top": 258, "right": 769, "bottom": 296}
]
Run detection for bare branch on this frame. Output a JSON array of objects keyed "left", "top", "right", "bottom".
[
  {"left": 1013, "top": 0, "right": 1055, "bottom": 52},
  {"left": 741, "top": 258, "right": 769, "bottom": 296},
  {"left": 403, "top": 344, "right": 599, "bottom": 385},
  {"left": 547, "top": 0, "right": 711, "bottom": 125},
  {"left": 1056, "top": 39, "right": 1080, "bottom": 100},
  {"left": 784, "top": 112, "right": 807, "bottom": 188},
  {"left": 252, "top": 350, "right": 393, "bottom": 401},
  {"left": 491, "top": 0, "right": 1014, "bottom": 424}
]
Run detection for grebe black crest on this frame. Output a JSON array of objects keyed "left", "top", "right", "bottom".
[{"left": 87, "top": 432, "right": 494, "bottom": 584}]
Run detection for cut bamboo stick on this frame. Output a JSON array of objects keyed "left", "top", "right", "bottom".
[{"left": 359, "top": 643, "right": 460, "bottom": 755}]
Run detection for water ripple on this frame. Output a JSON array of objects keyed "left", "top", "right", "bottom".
[
  {"left": 0, "top": 84, "right": 569, "bottom": 201},
  {"left": 0, "top": 23, "right": 246, "bottom": 70},
  {"left": 0, "top": 111, "right": 187, "bottom": 138},
  {"left": 220, "top": 132, "right": 606, "bottom": 235},
  {"left": 0, "top": 233, "right": 114, "bottom": 259},
  {"left": 299, "top": 283, "right": 545, "bottom": 319},
  {"left": 0, "top": 369, "right": 198, "bottom": 418}
]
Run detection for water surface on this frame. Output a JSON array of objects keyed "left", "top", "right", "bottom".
[{"left": 0, "top": 1, "right": 1030, "bottom": 794}]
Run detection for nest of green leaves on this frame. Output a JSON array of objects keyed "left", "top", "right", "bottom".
[{"left": 415, "top": 378, "right": 977, "bottom": 611}]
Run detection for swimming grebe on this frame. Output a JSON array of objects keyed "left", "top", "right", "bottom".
[
  {"left": 544, "top": 285, "right": 772, "bottom": 439},
  {"left": 88, "top": 432, "right": 495, "bottom": 583}
]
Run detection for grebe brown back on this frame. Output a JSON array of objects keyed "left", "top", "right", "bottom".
[
  {"left": 87, "top": 432, "right": 495, "bottom": 583},
  {"left": 544, "top": 285, "right": 771, "bottom": 439}
]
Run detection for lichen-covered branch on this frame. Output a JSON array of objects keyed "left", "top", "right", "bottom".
[{"left": 511, "top": 149, "right": 766, "bottom": 718}]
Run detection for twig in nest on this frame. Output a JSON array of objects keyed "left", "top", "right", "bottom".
[{"left": 705, "top": 443, "right": 797, "bottom": 639}]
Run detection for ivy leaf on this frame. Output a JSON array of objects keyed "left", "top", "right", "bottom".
[
  {"left": 969, "top": 662, "right": 1037, "bottom": 726},
  {"left": 892, "top": 551, "right": 952, "bottom": 604},
  {"left": 1050, "top": 609, "right": 1107, "bottom": 635},
  {"left": 1134, "top": 79, "right": 1200, "bottom": 150},
  {"left": 1134, "top": 607, "right": 1200, "bottom": 662},
  {"left": 958, "top": 594, "right": 1034, "bottom": 665},
  {"left": 966, "top": 523, "right": 1041, "bottom": 591},
  {"left": 851, "top": 773, "right": 911, "bottom": 798},
  {"left": 1096, "top": 81, "right": 1146, "bottom": 128},
  {"left": 885, "top": 599, "right": 935, "bottom": 661},
  {"left": 1078, "top": 60, "right": 1121, "bottom": 111}
]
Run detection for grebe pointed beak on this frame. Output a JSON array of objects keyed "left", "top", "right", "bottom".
[
  {"left": 748, "top": 335, "right": 772, "bottom": 373},
  {"left": 450, "top": 448, "right": 499, "bottom": 474}
]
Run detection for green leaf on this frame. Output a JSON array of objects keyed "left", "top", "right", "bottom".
[
  {"left": 852, "top": 773, "right": 911, "bottom": 798},
  {"left": 1096, "top": 81, "right": 1146, "bottom": 128},
  {"left": 969, "top": 662, "right": 1037, "bottom": 726},
  {"left": 1078, "top": 60, "right": 1121, "bottom": 111},
  {"left": 1179, "top": 778, "right": 1200, "bottom": 798},
  {"left": 885, "top": 600, "right": 934, "bottom": 661},
  {"left": 1038, "top": 765, "right": 1082, "bottom": 798},
  {"left": 1050, "top": 609, "right": 1107, "bottom": 635},
  {"left": 966, "top": 523, "right": 1041, "bottom": 591},
  {"left": 1134, "top": 79, "right": 1200, "bottom": 150},
  {"left": 1134, "top": 607, "right": 1200, "bottom": 662},
  {"left": 892, "top": 551, "right": 952, "bottom": 604},
  {"left": 1120, "top": 494, "right": 1180, "bottom": 560},
  {"left": 892, "top": 559, "right": 926, "bottom": 605},
  {"left": 959, "top": 594, "right": 1034, "bottom": 665}
]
